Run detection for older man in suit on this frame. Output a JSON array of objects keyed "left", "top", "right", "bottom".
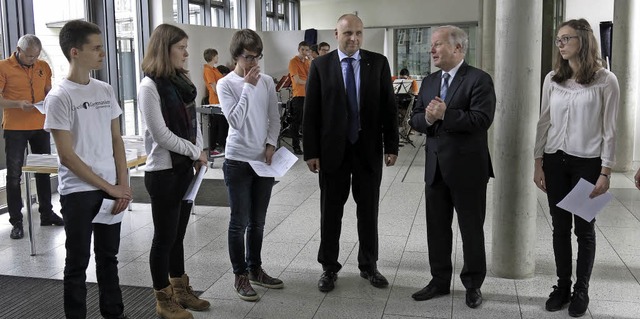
[
  {"left": 409, "top": 25, "right": 495, "bottom": 309},
  {"left": 303, "top": 13, "right": 399, "bottom": 293}
]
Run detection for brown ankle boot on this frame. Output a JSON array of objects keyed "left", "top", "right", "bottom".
[
  {"left": 169, "top": 274, "right": 211, "bottom": 311},
  {"left": 154, "top": 285, "right": 194, "bottom": 319}
]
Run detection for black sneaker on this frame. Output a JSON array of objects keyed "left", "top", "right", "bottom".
[
  {"left": 568, "top": 289, "right": 589, "bottom": 317},
  {"left": 249, "top": 268, "right": 284, "bottom": 289},
  {"left": 10, "top": 222, "right": 24, "bottom": 239},
  {"left": 41, "top": 213, "right": 65, "bottom": 226},
  {"left": 545, "top": 285, "right": 571, "bottom": 311}
]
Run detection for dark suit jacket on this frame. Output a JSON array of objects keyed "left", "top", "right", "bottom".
[
  {"left": 303, "top": 49, "right": 399, "bottom": 173},
  {"left": 409, "top": 62, "right": 495, "bottom": 189}
]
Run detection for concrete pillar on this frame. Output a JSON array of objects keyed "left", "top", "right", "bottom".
[
  {"left": 480, "top": 0, "right": 496, "bottom": 157},
  {"left": 612, "top": 0, "right": 640, "bottom": 171},
  {"left": 480, "top": 0, "right": 496, "bottom": 77},
  {"left": 491, "top": 0, "right": 542, "bottom": 279}
]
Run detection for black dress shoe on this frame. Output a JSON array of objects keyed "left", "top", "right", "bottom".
[
  {"left": 41, "top": 212, "right": 65, "bottom": 226},
  {"left": 10, "top": 222, "right": 24, "bottom": 239},
  {"left": 465, "top": 288, "right": 483, "bottom": 308},
  {"left": 412, "top": 284, "right": 450, "bottom": 301},
  {"left": 293, "top": 147, "right": 303, "bottom": 155},
  {"left": 318, "top": 271, "right": 337, "bottom": 292},
  {"left": 359, "top": 269, "right": 389, "bottom": 288}
]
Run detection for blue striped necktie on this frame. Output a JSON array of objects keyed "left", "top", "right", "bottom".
[{"left": 440, "top": 72, "right": 450, "bottom": 100}]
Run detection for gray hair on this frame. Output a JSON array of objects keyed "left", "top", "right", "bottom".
[
  {"left": 17, "top": 34, "right": 42, "bottom": 50},
  {"left": 434, "top": 25, "right": 468, "bottom": 55}
]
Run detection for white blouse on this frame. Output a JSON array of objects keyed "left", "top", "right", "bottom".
[{"left": 534, "top": 69, "right": 620, "bottom": 168}]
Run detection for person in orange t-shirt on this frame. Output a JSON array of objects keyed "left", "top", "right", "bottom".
[
  {"left": 0, "top": 34, "right": 64, "bottom": 240},
  {"left": 203, "top": 48, "right": 228, "bottom": 156},
  {"left": 287, "top": 41, "right": 311, "bottom": 155}
]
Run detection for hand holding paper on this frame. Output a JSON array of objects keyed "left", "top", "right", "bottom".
[
  {"left": 92, "top": 199, "right": 125, "bottom": 225},
  {"left": 249, "top": 147, "right": 298, "bottom": 177},
  {"left": 556, "top": 178, "right": 612, "bottom": 222}
]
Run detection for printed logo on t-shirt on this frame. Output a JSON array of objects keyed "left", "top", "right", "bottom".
[{"left": 73, "top": 100, "right": 111, "bottom": 111}]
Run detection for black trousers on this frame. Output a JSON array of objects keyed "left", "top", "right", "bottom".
[
  {"left": 289, "top": 96, "right": 304, "bottom": 148},
  {"left": 4, "top": 129, "right": 54, "bottom": 225},
  {"left": 145, "top": 162, "right": 194, "bottom": 290},
  {"left": 317, "top": 141, "right": 382, "bottom": 273},
  {"left": 543, "top": 151, "right": 599, "bottom": 290},
  {"left": 425, "top": 163, "right": 487, "bottom": 290},
  {"left": 208, "top": 114, "right": 228, "bottom": 150},
  {"left": 61, "top": 190, "right": 123, "bottom": 319}
]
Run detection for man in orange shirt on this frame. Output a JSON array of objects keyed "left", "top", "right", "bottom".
[
  {"left": 287, "top": 41, "right": 311, "bottom": 155},
  {"left": 0, "top": 34, "right": 64, "bottom": 239},
  {"left": 203, "top": 48, "right": 227, "bottom": 157}
]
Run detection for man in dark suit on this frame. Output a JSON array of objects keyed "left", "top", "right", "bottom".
[
  {"left": 409, "top": 25, "right": 495, "bottom": 309},
  {"left": 303, "top": 13, "right": 399, "bottom": 293}
]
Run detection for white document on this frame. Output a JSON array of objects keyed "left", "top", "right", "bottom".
[
  {"left": 556, "top": 178, "right": 613, "bottom": 222},
  {"left": 183, "top": 166, "right": 208, "bottom": 203},
  {"left": 248, "top": 147, "right": 298, "bottom": 177},
  {"left": 34, "top": 101, "right": 45, "bottom": 114},
  {"left": 91, "top": 198, "right": 125, "bottom": 225}
]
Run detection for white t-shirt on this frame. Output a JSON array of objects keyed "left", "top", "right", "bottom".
[
  {"left": 216, "top": 71, "right": 280, "bottom": 162},
  {"left": 44, "top": 78, "right": 122, "bottom": 195}
]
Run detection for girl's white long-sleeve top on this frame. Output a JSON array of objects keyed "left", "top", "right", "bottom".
[
  {"left": 138, "top": 76, "right": 203, "bottom": 171},
  {"left": 216, "top": 71, "right": 281, "bottom": 162},
  {"left": 534, "top": 69, "right": 620, "bottom": 168}
]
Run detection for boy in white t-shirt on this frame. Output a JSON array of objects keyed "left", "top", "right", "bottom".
[{"left": 44, "top": 20, "right": 131, "bottom": 319}]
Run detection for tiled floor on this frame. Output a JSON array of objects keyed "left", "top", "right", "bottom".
[{"left": 2, "top": 134, "right": 640, "bottom": 318}]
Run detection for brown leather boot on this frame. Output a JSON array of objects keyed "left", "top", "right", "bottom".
[
  {"left": 154, "top": 285, "right": 194, "bottom": 319},
  {"left": 169, "top": 274, "right": 211, "bottom": 311}
]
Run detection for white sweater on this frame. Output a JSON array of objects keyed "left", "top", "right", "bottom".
[
  {"left": 216, "top": 71, "right": 280, "bottom": 162},
  {"left": 534, "top": 69, "right": 619, "bottom": 168},
  {"left": 138, "top": 76, "right": 203, "bottom": 171}
]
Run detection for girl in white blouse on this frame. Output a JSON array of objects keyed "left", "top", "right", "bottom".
[{"left": 533, "top": 19, "right": 619, "bottom": 318}]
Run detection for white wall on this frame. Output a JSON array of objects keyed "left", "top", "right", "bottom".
[
  {"left": 564, "top": 0, "right": 614, "bottom": 48},
  {"left": 300, "top": 0, "right": 479, "bottom": 30}
]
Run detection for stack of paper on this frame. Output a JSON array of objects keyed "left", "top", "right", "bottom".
[{"left": 26, "top": 154, "right": 58, "bottom": 167}]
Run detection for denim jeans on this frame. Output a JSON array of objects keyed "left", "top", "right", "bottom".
[
  {"left": 223, "top": 159, "right": 274, "bottom": 274},
  {"left": 543, "top": 151, "right": 599, "bottom": 290},
  {"left": 61, "top": 190, "right": 124, "bottom": 319},
  {"left": 145, "top": 162, "right": 194, "bottom": 290},
  {"left": 3, "top": 129, "right": 53, "bottom": 225}
]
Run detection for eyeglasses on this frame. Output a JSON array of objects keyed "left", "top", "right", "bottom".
[
  {"left": 555, "top": 36, "right": 579, "bottom": 47},
  {"left": 239, "top": 53, "right": 263, "bottom": 62}
]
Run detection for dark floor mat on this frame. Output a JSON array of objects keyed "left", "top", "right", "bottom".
[{"left": 0, "top": 275, "right": 203, "bottom": 319}]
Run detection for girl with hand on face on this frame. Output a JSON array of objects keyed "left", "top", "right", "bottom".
[{"left": 533, "top": 18, "right": 619, "bottom": 318}]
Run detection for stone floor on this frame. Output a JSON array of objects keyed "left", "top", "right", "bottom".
[{"left": 2, "top": 134, "right": 640, "bottom": 318}]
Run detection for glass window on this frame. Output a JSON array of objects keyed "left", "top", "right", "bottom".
[
  {"left": 230, "top": 0, "right": 238, "bottom": 28},
  {"left": 0, "top": 8, "right": 4, "bottom": 60},
  {"left": 33, "top": 0, "right": 86, "bottom": 82},
  {"left": 395, "top": 25, "right": 477, "bottom": 78},
  {"left": 115, "top": 0, "right": 142, "bottom": 136},
  {"left": 189, "top": 3, "right": 203, "bottom": 24},
  {"left": 210, "top": 1, "right": 224, "bottom": 27},
  {"left": 264, "top": 0, "right": 297, "bottom": 31}
]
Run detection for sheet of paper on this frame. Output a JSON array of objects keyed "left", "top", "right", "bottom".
[
  {"left": 248, "top": 147, "right": 298, "bottom": 177},
  {"left": 556, "top": 178, "right": 613, "bottom": 222},
  {"left": 91, "top": 198, "right": 125, "bottom": 224},
  {"left": 33, "top": 101, "right": 45, "bottom": 114},
  {"left": 183, "top": 166, "right": 208, "bottom": 203}
]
